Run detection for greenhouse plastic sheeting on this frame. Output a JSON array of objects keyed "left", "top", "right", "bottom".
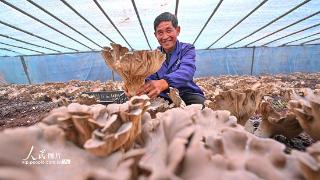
[
  {"left": 195, "top": 44, "right": 320, "bottom": 77},
  {"left": 252, "top": 45, "right": 320, "bottom": 75},
  {"left": 0, "top": 56, "right": 29, "bottom": 84},
  {"left": 195, "top": 48, "right": 253, "bottom": 76},
  {"left": 23, "top": 52, "right": 113, "bottom": 84},
  {"left": 0, "top": 52, "right": 113, "bottom": 84},
  {"left": 0, "top": 44, "right": 319, "bottom": 84}
]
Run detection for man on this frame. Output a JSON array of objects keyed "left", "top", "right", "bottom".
[{"left": 137, "top": 12, "right": 205, "bottom": 106}]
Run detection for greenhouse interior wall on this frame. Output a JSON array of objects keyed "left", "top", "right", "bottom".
[{"left": 0, "top": 44, "right": 319, "bottom": 84}]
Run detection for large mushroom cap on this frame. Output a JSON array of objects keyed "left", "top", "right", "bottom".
[
  {"left": 289, "top": 89, "right": 320, "bottom": 140},
  {"left": 102, "top": 43, "right": 165, "bottom": 96}
]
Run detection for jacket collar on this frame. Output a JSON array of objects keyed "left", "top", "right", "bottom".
[{"left": 159, "top": 40, "right": 181, "bottom": 71}]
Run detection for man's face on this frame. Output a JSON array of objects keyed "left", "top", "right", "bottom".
[{"left": 154, "top": 21, "right": 180, "bottom": 53}]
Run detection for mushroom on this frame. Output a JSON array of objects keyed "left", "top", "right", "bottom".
[
  {"left": 204, "top": 128, "right": 303, "bottom": 180},
  {"left": 139, "top": 108, "right": 195, "bottom": 179},
  {"left": 139, "top": 108, "right": 241, "bottom": 179},
  {"left": 74, "top": 94, "right": 97, "bottom": 105},
  {"left": 289, "top": 88, "right": 320, "bottom": 140},
  {"left": 214, "top": 88, "right": 264, "bottom": 126},
  {"left": 83, "top": 95, "right": 150, "bottom": 156},
  {"left": 0, "top": 123, "right": 131, "bottom": 180},
  {"left": 292, "top": 142, "right": 320, "bottom": 180},
  {"left": 102, "top": 43, "right": 165, "bottom": 96},
  {"left": 67, "top": 103, "right": 95, "bottom": 146},
  {"left": 254, "top": 101, "right": 302, "bottom": 138},
  {"left": 42, "top": 106, "right": 71, "bottom": 125},
  {"left": 84, "top": 121, "right": 133, "bottom": 156},
  {"left": 180, "top": 129, "right": 260, "bottom": 180},
  {"left": 42, "top": 106, "right": 80, "bottom": 145},
  {"left": 87, "top": 104, "right": 109, "bottom": 128},
  {"left": 167, "top": 87, "right": 186, "bottom": 108},
  {"left": 147, "top": 97, "right": 170, "bottom": 118},
  {"left": 192, "top": 109, "right": 240, "bottom": 139}
]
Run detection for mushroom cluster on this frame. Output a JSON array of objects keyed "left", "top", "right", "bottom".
[
  {"left": 292, "top": 142, "right": 320, "bottom": 180},
  {"left": 213, "top": 84, "right": 267, "bottom": 126},
  {"left": 254, "top": 101, "right": 302, "bottom": 138},
  {"left": 289, "top": 89, "right": 320, "bottom": 140},
  {"left": 102, "top": 43, "right": 165, "bottom": 96},
  {"left": 0, "top": 80, "right": 123, "bottom": 104},
  {"left": 0, "top": 123, "right": 140, "bottom": 180},
  {"left": 196, "top": 74, "right": 320, "bottom": 141},
  {"left": 1, "top": 106, "right": 319, "bottom": 179},
  {"left": 42, "top": 95, "right": 150, "bottom": 156},
  {"left": 1, "top": 72, "right": 320, "bottom": 179},
  {"left": 138, "top": 107, "right": 309, "bottom": 179}
]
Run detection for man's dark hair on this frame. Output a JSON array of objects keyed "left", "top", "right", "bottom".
[{"left": 154, "top": 12, "right": 178, "bottom": 31}]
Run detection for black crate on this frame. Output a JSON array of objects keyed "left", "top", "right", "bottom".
[{"left": 82, "top": 90, "right": 128, "bottom": 105}]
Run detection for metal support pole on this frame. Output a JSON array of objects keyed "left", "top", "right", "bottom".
[
  {"left": 225, "top": 0, "right": 311, "bottom": 48},
  {"left": 193, "top": 0, "right": 223, "bottom": 45},
  {"left": 111, "top": 70, "right": 115, "bottom": 81},
  {"left": 131, "top": 0, "right": 152, "bottom": 50},
  {"left": 175, "top": 0, "right": 179, "bottom": 16},
  {"left": 1, "top": 0, "right": 91, "bottom": 50},
  {"left": 27, "top": 0, "right": 102, "bottom": 49},
  {"left": 0, "top": 20, "right": 78, "bottom": 52},
  {"left": 264, "top": 23, "right": 320, "bottom": 46},
  {"left": 245, "top": 10, "right": 320, "bottom": 47},
  {"left": 301, "top": 37, "right": 320, "bottom": 45},
  {"left": 280, "top": 32, "right": 320, "bottom": 46},
  {"left": 0, "top": 42, "right": 44, "bottom": 54},
  {"left": 20, "top": 56, "right": 32, "bottom": 84},
  {"left": 93, "top": 0, "right": 133, "bottom": 50},
  {"left": 0, "top": 34, "right": 61, "bottom": 53},
  {"left": 250, "top": 46, "right": 256, "bottom": 75},
  {"left": 207, "top": 0, "right": 267, "bottom": 49},
  {"left": 0, "top": 47, "right": 22, "bottom": 55},
  {"left": 60, "top": 0, "right": 114, "bottom": 43}
]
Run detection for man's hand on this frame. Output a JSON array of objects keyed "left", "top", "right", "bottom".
[{"left": 137, "top": 79, "right": 169, "bottom": 99}]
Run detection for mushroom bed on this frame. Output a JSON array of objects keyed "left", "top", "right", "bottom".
[{"left": 0, "top": 72, "right": 320, "bottom": 180}]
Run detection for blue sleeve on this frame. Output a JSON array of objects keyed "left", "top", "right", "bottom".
[
  {"left": 163, "top": 45, "right": 196, "bottom": 88},
  {"left": 146, "top": 73, "right": 158, "bottom": 82}
]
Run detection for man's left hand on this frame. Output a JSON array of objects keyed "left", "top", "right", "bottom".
[{"left": 137, "top": 79, "right": 169, "bottom": 99}]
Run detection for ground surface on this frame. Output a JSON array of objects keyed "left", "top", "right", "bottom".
[{"left": 0, "top": 97, "right": 57, "bottom": 130}]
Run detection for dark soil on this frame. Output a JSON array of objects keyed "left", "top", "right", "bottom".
[
  {"left": 273, "top": 133, "right": 316, "bottom": 153},
  {"left": 0, "top": 98, "right": 57, "bottom": 130}
]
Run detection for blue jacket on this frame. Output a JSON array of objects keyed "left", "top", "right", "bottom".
[{"left": 146, "top": 40, "right": 204, "bottom": 99}]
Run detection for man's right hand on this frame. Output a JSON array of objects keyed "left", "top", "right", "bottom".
[{"left": 136, "top": 79, "right": 169, "bottom": 99}]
